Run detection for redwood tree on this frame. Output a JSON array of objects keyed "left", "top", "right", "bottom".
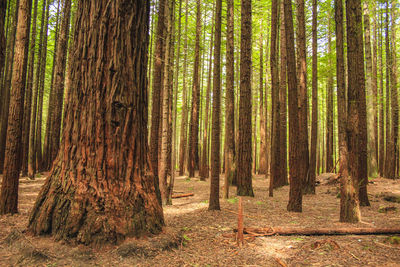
[
  {"left": 237, "top": 0, "right": 254, "bottom": 197},
  {"left": 28, "top": 0, "right": 164, "bottom": 244},
  {"left": 0, "top": 0, "right": 32, "bottom": 214}
]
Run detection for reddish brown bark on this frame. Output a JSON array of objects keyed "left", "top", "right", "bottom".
[
  {"left": 28, "top": 0, "right": 164, "bottom": 244},
  {"left": 0, "top": 0, "right": 32, "bottom": 214},
  {"left": 237, "top": 0, "right": 254, "bottom": 197},
  {"left": 326, "top": 17, "right": 334, "bottom": 173}
]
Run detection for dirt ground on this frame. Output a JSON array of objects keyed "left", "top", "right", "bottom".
[{"left": 0, "top": 172, "right": 400, "bottom": 267}]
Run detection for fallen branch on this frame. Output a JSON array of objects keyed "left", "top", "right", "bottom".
[
  {"left": 171, "top": 193, "right": 194, "bottom": 199},
  {"left": 233, "top": 227, "right": 400, "bottom": 236}
]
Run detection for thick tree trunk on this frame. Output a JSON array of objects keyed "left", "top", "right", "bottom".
[
  {"left": 178, "top": 0, "right": 189, "bottom": 177},
  {"left": 307, "top": 0, "right": 318, "bottom": 195},
  {"left": 188, "top": 0, "right": 201, "bottom": 178},
  {"left": 336, "top": 0, "right": 360, "bottom": 223},
  {"left": 285, "top": 0, "right": 302, "bottom": 212},
  {"left": 346, "top": 0, "right": 370, "bottom": 208},
  {"left": 364, "top": 3, "right": 378, "bottom": 177},
  {"left": 0, "top": 0, "right": 19, "bottom": 173},
  {"left": 269, "top": 0, "right": 280, "bottom": 197},
  {"left": 150, "top": 0, "right": 166, "bottom": 203},
  {"left": 208, "top": 0, "right": 221, "bottom": 211},
  {"left": 237, "top": 0, "right": 254, "bottom": 197},
  {"left": 224, "top": 0, "right": 235, "bottom": 198},
  {"left": 28, "top": 0, "right": 164, "bottom": 244},
  {"left": 0, "top": 0, "right": 31, "bottom": 214}
]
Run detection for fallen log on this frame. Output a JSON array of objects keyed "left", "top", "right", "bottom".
[
  {"left": 171, "top": 193, "right": 194, "bottom": 199},
  {"left": 233, "top": 227, "right": 400, "bottom": 236}
]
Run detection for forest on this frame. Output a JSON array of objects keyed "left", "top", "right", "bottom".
[{"left": 0, "top": 0, "right": 399, "bottom": 266}]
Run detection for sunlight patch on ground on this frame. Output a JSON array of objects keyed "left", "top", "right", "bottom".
[{"left": 164, "top": 202, "right": 208, "bottom": 215}]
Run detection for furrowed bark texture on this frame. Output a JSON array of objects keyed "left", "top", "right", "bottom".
[{"left": 28, "top": 0, "right": 164, "bottom": 245}]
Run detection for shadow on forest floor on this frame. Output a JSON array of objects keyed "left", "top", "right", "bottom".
[{"left": 0, "top": 173, "right": 399, "bottom": 266}]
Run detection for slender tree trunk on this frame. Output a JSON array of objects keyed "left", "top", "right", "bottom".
[
  {"left": 0, "top": 0, "right": 19, "bottom": 173},
  {"left": 326, "top": 17, "right": 334, "bottom": 173},
  {"left": 308, "top": 0, "right": 318, "bottom": 195},
  {"left": 387, "top": 0, "right": 398, "bottom": 179},
  {"left": 364, "top": 2, "right": 378, "bottom": 177},
  {"left": 258, "top": 31, "right": 266, "bottom": 175},
  {"left": 296, "top": 0, "right": 309, "bottom": 194},
  {"left": 179, "top": 0, "right": 189, "bottom": 176},
  {"left": 378, "top": 9, "right": 385, "bottom": 176},
  {"left": 224, "top": 0, "right": 235, "bottom": 198},
  {"left": 0, "top": 0, "right": 7, "bottom": 104},
  {"left": 372, "top": 7, "right": 378, "bottom": 170},
  {"left": 35, "top": 0, "right": 51, "bottom": 172},
  {"left": 200, "top": 8, "right": 214, "bottom": 180},
  {"left": 188, "top": 0, "right": 201, "bottom": 178},
  {"left": 237, "top": 0, "right": 254, "bottom": 197},
  {"left": 346, "top": 0, "right": 370, "bottom": 208},
  {"left": 269, "top": 0, "right": 280, "bottom": 197},
  {"left": 28, "top": 0, "right": 164, "bottom": 244},
  {"left": 150, "top": 0, "right": 166, "bottom": 203},
  {"left": 336, "top": 0, "right": 360, "bottom": 223},
  {"left": 209, "top": 0, "right": 222, "bottom": 210},
  {"left": 279, "top": 0, "right": 288, "bottom": 187},
  {"left": 0, "top": 0, "right": 32, "bottom": 214},
  {"left": 253, "top": 82, "right": 258, "bottom": 174},
  {"left": 384, "top": 2, "right": 390, "bottom": 178},
  {"left": 285, "top": 0, "right": 302, "bottom": 212},
  {"left": 21, "top": 0, "right": 38, "bottom": 176}
]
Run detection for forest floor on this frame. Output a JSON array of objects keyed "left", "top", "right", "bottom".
[{"left": 0, "top": 172, "right": 400, "bottom": 266}]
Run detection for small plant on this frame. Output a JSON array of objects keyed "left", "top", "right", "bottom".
[
  {"left": 185, "top": 177, "right": 191, "bottom": 182},
  {"left": 227, "top": 197, "right": 238, "bottom": 204},
  {"left": 201, "top": 200, "right": 208, "bottom": 204},
  {"left": 256, "top": 201, "right": 263, "bottom": 205}
]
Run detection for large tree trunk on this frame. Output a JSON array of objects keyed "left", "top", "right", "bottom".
[
  {"left": 224, "top": 0, "right": 235, "bottom": 198},
  {"left": 269, "top": 0, "right": 280, "bottom": 197},
  {"left": 0, "top": 0, "right": 19, "bottom": 173},
  {"left": 336, "top": 0, "right": 360, "bottom": 223},
  {"left": 209, "top": 0, "right": 222, "bottom": 211},
  {"left": 0, "top": 0, "right": 32, "bottom": 214},
  {"left": 188, "top": 0, "right": 201, "bottom": 178},
  {"left": 46, "top": 0, "right": 72, "bottom": 170},
  {"left": 237, "top": 0, "right": 253, "bottom": 197},
  {"left": 364, "top": 2, "right": 378, "bottom": 177},
  {"left": 149, "top": 0, "right": 166, "bottom": 203},
  {"left": 307, "top": 0, "right": 318, "bottom": 195},
  {"left": 178, "top": 0, "right": 189, "bottom": 176},
  {"left": 28, "top": 0, "right": 164, "bottom": 244},
  {"left": 346, "top": 0, "right": 370, "bottom": 209},
  {"left": 285, "top": 0, "right": 302, "bottom": 212}
]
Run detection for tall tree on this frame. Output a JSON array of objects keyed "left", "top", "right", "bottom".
[
  {"left": 0, "top": 0, "right": 6, "bottom": 110},
  {"left": 346, "top": 0, "right": 370, "bottom": 207},
  {"left": 237, "top": 0, "right": 254, "bottom": 197},
  {"left": 326, "top": 16, "right": 334, "bottom": 173},
  {"left": 258, "top": 31, "right": 267, "bottom": 175},
  {"left": 46, "top": 0, "right": 72, "bottom": 169},
  {"left": 21, "top": 0, "right": 38, "bottom": 176},
  {"left": 188, "top": 0, "right": 202, "bottom": 178},
  {"left": 269, "top": 0, "right": 280, "bottom": 196},
  {"left": 384, "top": 2, "right": 390, "bottom": 178},
  {"left": 285, "top": 0, "right": 302, "bottom": 212},
  {"left": 0, "top": 0, "right": 32, "bottom": 214},
  {"left": 179, "top": 0, "right": 189, "bottom": 176},
  {"left": 150, "top": 0, "right": 166, "bottom": 203},
  {"left": 209, "top": 0, "right": 222, "bottom": 210},
  {"left": 364, "top": 2, "right": 378, "bottom": 177},
  {"left": 336, "top": 0, "right": 360, "bottom": 222},
  {"left": 224, "top": 0, "right": 235, "bottom": 198},
  {"left": 386, "top": 0, "right": 398, "bottom": 179},
  {"left": 378, "top": 7, "right": 385, "bottom": 176},
  {"left": 307, "top": 0, "right": 318, "bottom": 195},
  {"left": 296, "top": 0, "right": 310, "bottom": 193},
  {"left": 28, "top": 0, "right": 164, "bottom": 244}
]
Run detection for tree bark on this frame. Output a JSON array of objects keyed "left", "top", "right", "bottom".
[
  {"left": 346, "top": 0, "right": 370, "bottom": 208},
  {"left": 0, "top": 0, "right": 32, "bottom": 214},
  {"left": 308, "top": 0, "right": 318, "bottom": 195},
  {"left": 224, "top": 0, "right": 235, "bottom": 198},
  {"left": 28, "top": 0, "right": 164, "bottom": 244},
  {"left": 285, "top": 0, "right": 302, "bottom": 212},
  {"left": 188, "top": 0, "right": 201, "bottom": 178},
  {"left": 336, "top": 0, "right": 360, "bottom": 223},
  {"left": 326, "top": 17, "right": 334, "bottom": 173},
  {"left": 258, "top": 31, "right": 266, "bottom": 175},
  {"left": 237, "top": 0, "right": 254, "bottom": 197},
  {"left": 378, "top": 9, "right": 385, "bottom": 176},
  {"left": 208, "top": 0, "right": 222, "bottom": 211}
]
